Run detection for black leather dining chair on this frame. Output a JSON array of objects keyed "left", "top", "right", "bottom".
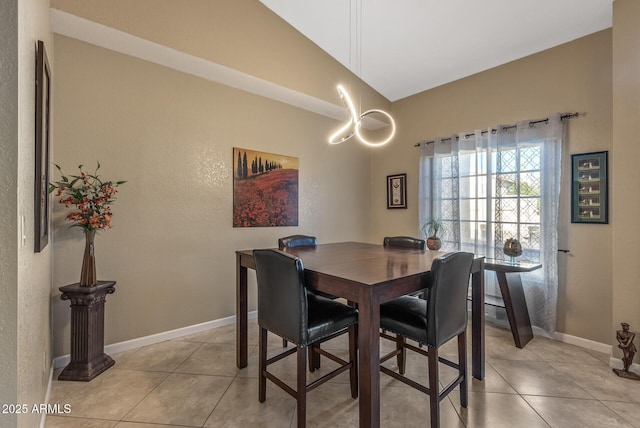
[
  {"left": 279, "top": 235, "right": 317, "bottom": 348},
  {"left": 253, "top": 249, "right": 358, "bottom": 428},
  {"left": 379, "top": 251, "right": 474, "bottom": 428},
  {"left": 383, "top": 236, "right": 427, "bottom": 250},
  {"left": 278, "top": 234, "right": 318, "bottom": 249},
  {"left": 383, "top": 236, "right": 427, "bottom": 298},
  {"left": 278, "top": 235, "right": 338, "bottom": 361},
  {"left": 279, "top": 235, "right": 334, "bottom": 301}
]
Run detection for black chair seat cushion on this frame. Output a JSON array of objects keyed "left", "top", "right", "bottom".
[
  {"left": 380, "top": 295, "right": 428, "bottom": 345},
  {"left": 311, "top": 290, "right": 337, "bottom": 300},
  {"left": 307, "top": 293, "right": 358, "bottom": 345}
]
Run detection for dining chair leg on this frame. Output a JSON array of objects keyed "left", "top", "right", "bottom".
[
  {"left": 259, "top": 327, "right": 268, "bottom": 403},
  {"left": 315, "top": 344, "right": 322, "bottom": 370},
  {"left": 428, "top": 346, "right": 440, "bottom": 428},
  {"left": 396, "top": 335, "right": 407, "bottom": 375},
  {"left": 348, "top": 324, "right": 358, "bottom": 398},
  {"left": 308, "top": 344, "right": 318, "bottom": 372},
  {"left": 458, "top": 330, "right": 468, "bottom": 408},
  {"left": 297, "top": 346, "right": 308, "bottom": 428}
]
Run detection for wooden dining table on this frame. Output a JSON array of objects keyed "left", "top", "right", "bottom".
[{"left": 235, "top": 242, "right": 485, "bottom": 428}]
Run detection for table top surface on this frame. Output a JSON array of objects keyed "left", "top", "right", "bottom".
[
  {"left": 484, "top": 258, "right": 542, "bottom": 273},
  {"left": 238, "top": 241, "right": 480, "bottom": 286}
]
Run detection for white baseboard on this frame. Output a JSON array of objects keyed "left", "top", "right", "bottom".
[
  {"left": 484, "top": 313, "right": 613, "bottom": 356},
  {"left": 40, "top": 366, "right": 54, "bottom": 428},
  {"left": 52, "top": 310, "right": 258, "bottom": 369},
  {"left": 550, "top": 330, "right": 612, "bottom": 355},
  {"left": 535, "top": 326, "right": 640, "bottom": 374}
]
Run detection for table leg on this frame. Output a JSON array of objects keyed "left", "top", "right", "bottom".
[
  {"left": 236, "top": 253, "right": 248, "bottom": 368},
  {"left": 496, "top": 271, "right": 534, "bottom": 348},
  {"left": 471, "top": 262, "right": 485, "bottom": 380},
  {"left": 357, "top": 293, "right": 380, "bottom": 428}
]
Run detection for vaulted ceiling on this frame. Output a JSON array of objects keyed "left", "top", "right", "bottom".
[{"left": 260, "top": 0, "right": 613, "bottom": 101}]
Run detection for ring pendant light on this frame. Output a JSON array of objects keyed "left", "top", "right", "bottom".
[
  {"left": 328, "top": 1, "right": 396, "bottom": 147},
  {"left": 329, "top": 85, "right": 396, "bottom": 147}
]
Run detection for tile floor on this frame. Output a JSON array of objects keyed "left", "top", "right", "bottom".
[{"left": 46, "top": 319, "right": 640, "bottom": 428}]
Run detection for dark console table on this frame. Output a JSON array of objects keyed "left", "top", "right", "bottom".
[
  {"left": 484, "top": 259, "right": 542, "bottom": 349},
  {"left": 58, "top": 280, "right": 116, "bottom": 381}
]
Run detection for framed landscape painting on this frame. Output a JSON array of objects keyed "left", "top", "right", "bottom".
[{"left": 233, "top": 148, "right": 299, "bottom": 227}]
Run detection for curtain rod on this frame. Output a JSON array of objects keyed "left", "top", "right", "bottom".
[{"left": 413, "top": 112, "right": 580, "bottom": 147}]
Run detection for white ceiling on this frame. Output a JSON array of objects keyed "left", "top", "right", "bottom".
[{"left": 260, "top": 0, "right": 613, "bottom": 102}]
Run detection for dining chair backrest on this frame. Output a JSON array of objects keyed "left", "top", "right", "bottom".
[
  {"left": 426, "top": 251, "right": 474, "bottom": 347},
  {"left": 254, "top": 249, "right": 308, "bottom": 345},
  {"left": 278, "top": 235, "right": 318, "bottom": 249},
  {"left": 383, "top": 236, "right": 426, "bottom": 250}
]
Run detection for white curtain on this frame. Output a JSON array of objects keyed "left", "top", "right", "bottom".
[{"left": 418, "top": 113, "right": 563, "bottom": 333}]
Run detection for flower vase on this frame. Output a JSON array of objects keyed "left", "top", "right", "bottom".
[{"left": 80, "top": 230, "right": 97, "bottom": 287}]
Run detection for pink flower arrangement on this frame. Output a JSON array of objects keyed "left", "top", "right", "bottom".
[{"left": 50, "top": 162, "right": 126, "bottom": 232}]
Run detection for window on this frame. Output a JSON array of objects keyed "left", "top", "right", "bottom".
[
  {"left": 418, "top": 115, "right": 564, "bottom": 333},
  {"left": 432, "top": 142, "right": 543, "bottom": 262}
]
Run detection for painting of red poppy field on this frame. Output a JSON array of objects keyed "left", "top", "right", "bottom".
[{"left": 233, "top": 148, "right": 299, "bottom": 227}]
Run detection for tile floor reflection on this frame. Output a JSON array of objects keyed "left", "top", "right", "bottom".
[{"left": 46, "top": 319, "right": 638, "bottom": 428}]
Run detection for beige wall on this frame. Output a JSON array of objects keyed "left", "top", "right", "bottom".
[
  {"left": 51, "top": 33, "right": 374, "bottom": 356},
  {"left": 0, "top": 0, "right": 54, "bottom": 427},
  {"left": 50, "top": 0, "right": 386, "bottom": 357},
  {"left": 48, "top": 0, "right": 630, "bottom": 360},
  {"left": 612, "top": 0, "right": 640, "bottom": 358},
  {"left": 17, "top": 0, "right": 54, "bottom": 425},
  {"left": 371, "top": 30, "right": 614, "bottom": 344},
  {"left": 0, "top": 0, "right": 19, "bottom": 422},
  {"left": 3, "top": 0, "right": 634, "bottom": 422},
  {"left": 50, "top": 0, "right": 390, "bottom": 112}
]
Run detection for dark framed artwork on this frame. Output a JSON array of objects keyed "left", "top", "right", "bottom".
[
  {"left": 571, "top": 151, "right": 608, "bottom": 224},
  {"left": 233, "top": 147, "right": 299, "bottom": 227},
  {"left": 34, "top": 40, "right": 51, "bottom": 252},
  {"left": 387, "top": 173, "right": 407, "bottom": 209}
]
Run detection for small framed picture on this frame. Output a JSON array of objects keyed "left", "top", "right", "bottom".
[
  {"left": 571, "top": 151, "right": 608, "bottom": 224},
  {"left": 387, "top": 173, "right": 407, "bottom": 209}
]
